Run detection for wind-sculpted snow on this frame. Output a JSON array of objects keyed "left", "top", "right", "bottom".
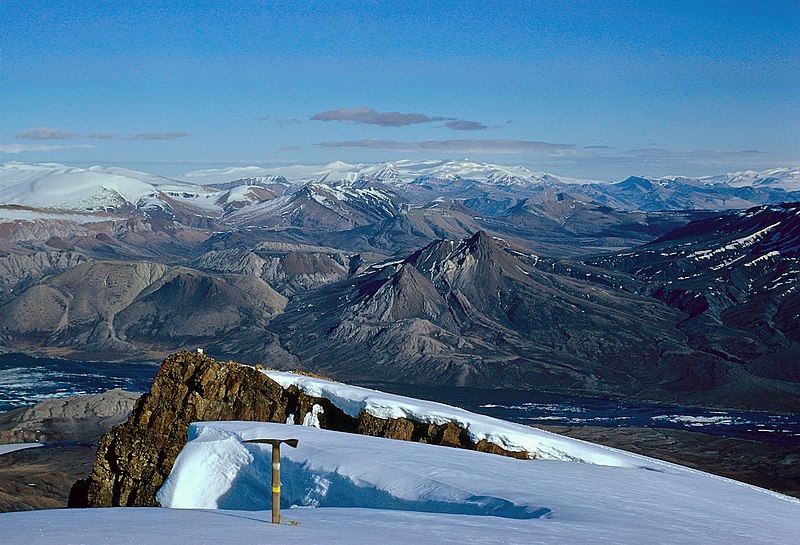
[
  {"left": 158, "top": 423, "right": 553, "bottom": 518},
  {"left": 150, "top": 421, "right": 800, "bottom": 544},
  {"left": 263, "top": 370, "right": 634, "bottom": 465}
]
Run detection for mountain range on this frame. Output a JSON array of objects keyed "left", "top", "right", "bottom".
[{"left": 1, "top": 160, "right": 799, "bottom": 412}]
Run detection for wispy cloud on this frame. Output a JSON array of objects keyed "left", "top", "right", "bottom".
[
  {"left": 310, "top": 106, "right": 489, "bottom": 131},
  {"left": 444, "top": 120, "right": 488, "bottom": 131},
  {"left": 85, "top": 133, "right": 119, "bottom": 140},
  {"left": 623, "top": 148, "right": 766, "bottom": 159},
  {"left": 86, "top": 132, "right": 191, "bottom": 140},
  {"left": 128, "top": 132, "right": 191, "bottom": 140},
  {"left": 13, "top": 127, "right": 80, "bottom": 140},
  {"left": 0, "top": 143, "right": 95, "bottom": 154},
  {"left": 312, "top": 106, "right": 446, "bottom": 127},
  {"left": 277, "top": 118, "right": 301, "bottom": 129},
  {"left": 317, "top": 138, "right": 575, "bottom": 155},
  {"left": 256, "top": 115, "right": 301, "bottom": 128}
]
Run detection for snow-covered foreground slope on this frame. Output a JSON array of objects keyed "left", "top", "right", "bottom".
[
  {"left": 3, "top": 420, "right": 796, "bottom": 545},
  {"left": 2, "top": 373, "right": 798, "bottom": 543},
  {"left": 7, "top": 368, "right": 796, "bottom": 544}
]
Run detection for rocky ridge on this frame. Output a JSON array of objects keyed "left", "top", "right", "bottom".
[{"left": 80, "top": 351, "right": 529, "bottom": 508}]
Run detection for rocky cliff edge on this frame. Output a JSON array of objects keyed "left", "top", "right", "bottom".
[{"left": 77, "top": 351, "right": 528, "bottom": 507}]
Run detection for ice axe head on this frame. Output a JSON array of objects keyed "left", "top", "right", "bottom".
[{"left": 244, "top": 438, "right": 299, "bottom": 448}]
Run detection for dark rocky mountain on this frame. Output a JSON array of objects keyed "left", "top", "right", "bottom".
[
  {"left": 578, "top": 176, "right": 799, "bottom": 212},
  {"left": 356, "top": 200, "right": 484, "bottom": 254},
  {"left": 0, "top": 261, "right": 286, "bottom": 360},
  {"left": 226, "top": 182, "right": 405, "bottom": 231},
  {"left": 0, "top": 211, "right": 213, "bottom": 263},
  {"left": 189, "top": 242, "right": 360, "bottom": 297},
  {"left": 588, "top": 203, "right": 800, "bottom": 385},
  {"left": 3, "top": 163, "right": 799, "bottom": 414},
  {"left": 474, "top": 195, "right": 713, "bottom": 256},
  {"left": 0, "top": 250, "right": 91, "bottom": 303},
  {"left": 261, "top": 231, "right": 800, "bottom": 412}
]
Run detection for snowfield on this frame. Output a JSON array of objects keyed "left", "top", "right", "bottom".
[
  {"left": 2, "top": 372, "right": 798, "bottom": 544},
  {"left": 2, "top": 420, "right": 797, "bottom": 544}
]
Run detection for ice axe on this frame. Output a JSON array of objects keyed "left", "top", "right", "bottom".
[{"left": 244, "top": 438, "right": 299, "bottom": 524}]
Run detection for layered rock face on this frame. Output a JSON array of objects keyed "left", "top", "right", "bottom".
[{"left": 82, "top": 351, "right": 527, "bottom": 508}]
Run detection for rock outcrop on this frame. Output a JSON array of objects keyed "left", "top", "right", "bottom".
[
  {"left": 81, "top": 351, "right": 528, "bottom": 508},
  {"left": 0, "top": 389, "right": 140, "bottom": 444}
]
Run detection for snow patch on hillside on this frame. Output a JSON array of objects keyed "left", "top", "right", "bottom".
[{"left": 687, "top": 222, "right": 781, "bottom": 260}]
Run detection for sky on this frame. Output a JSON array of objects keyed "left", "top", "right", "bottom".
[{"left": 1, "top": 0, "right": 798, "bottom": 180}]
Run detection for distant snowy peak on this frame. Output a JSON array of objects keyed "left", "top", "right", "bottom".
[
  {"left": 207, "top": 176, "right": 290, "bottom": 191},
  {"left": 705, "top": 168, "right": 800, "bottom": 191},
  {"left": 370, "top": 163, "right": 401, "bottom": 182},
  {"left": 387, "top": 159, "right": 553, "bottom": 187},
  {"left": 209, "top": 159, "right": 563, "bottom": 187},
  {"left": 301, "top": 181, "right": 400, "bottom": 207},
  {"left": 1, "top": 162, "right": 168, "bottom": 212},
  {"left": 0, "top": 162, "right": 222, "bottom": 217}
]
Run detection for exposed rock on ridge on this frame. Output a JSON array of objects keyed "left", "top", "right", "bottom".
[{"left": 81, "top": 352, "right": 528, "bottom": 508}]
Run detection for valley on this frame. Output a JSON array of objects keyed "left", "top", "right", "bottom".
[{"left": 1, "top": 160, "right": 799, "bottom": 413}]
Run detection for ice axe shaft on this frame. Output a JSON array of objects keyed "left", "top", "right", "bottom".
[{"left": 244, "top": 438, "right": 299, "bottom": 524}]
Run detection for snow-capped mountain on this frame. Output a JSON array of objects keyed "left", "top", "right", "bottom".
[
  {"left": 4, "top": 161, "right": 798, "bottom": 219},
  {"left": 2, "top": 161, "right": 799, "bottom": 261},
  {"left": 225, "top": 181, "right": 404, "bottom": 231},
  {"left": 0, "top": 162, "right": 231, "bottom": 217},
  {"left": 703, "top": 167, "right": 800, "bottom": 191},
  {"left": 183, "top": 159, "right": 563, "bottom": 187}
]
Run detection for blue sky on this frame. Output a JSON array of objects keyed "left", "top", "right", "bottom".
[{"left": 1, "top": 0, "right": 798, "bottom": 179}]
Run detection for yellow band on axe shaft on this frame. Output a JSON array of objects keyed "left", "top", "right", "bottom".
[{"left": 272, "top": 486, "right": 280, "bottom": 493}]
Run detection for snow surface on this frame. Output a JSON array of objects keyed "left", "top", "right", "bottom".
[
  {"left": 182, "top": 159, "right": 570, "bottom": 186},
  {"left": 0, "top": 207, "right": 118, "bottom": 224},
  {"left": 0, "top": 162, "right": 218, "bottom": 213},
  {"left": 149, "top": 421, "right": 797, "bottom": 544},
  {"left": 2, "top": 395, "right": 799, "bottom": 543},
  {"left": 687, "top": 222, "right": 781, "bottom": 260},
  {"left": 704, "top": 167, "right": 800, "bottom": 191},
  {"left": 263, "top": 370, "right": 635, "bottom": 466},
  {"left": 0, "top": 442, "right": 43, "bottom": 456},
  {"left": 0, "top": 162, "right": 161, "bottom": 210}
]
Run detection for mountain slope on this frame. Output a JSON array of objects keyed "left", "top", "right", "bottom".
[
  {"left": 589, "top": 203, "right": 800, "bottom": 382},
  {"left": 259, "top": 231, "right": 800, "bottom": 410},
  {"left": 0, "top": 261, "right": 286, "bottom": 359}
]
